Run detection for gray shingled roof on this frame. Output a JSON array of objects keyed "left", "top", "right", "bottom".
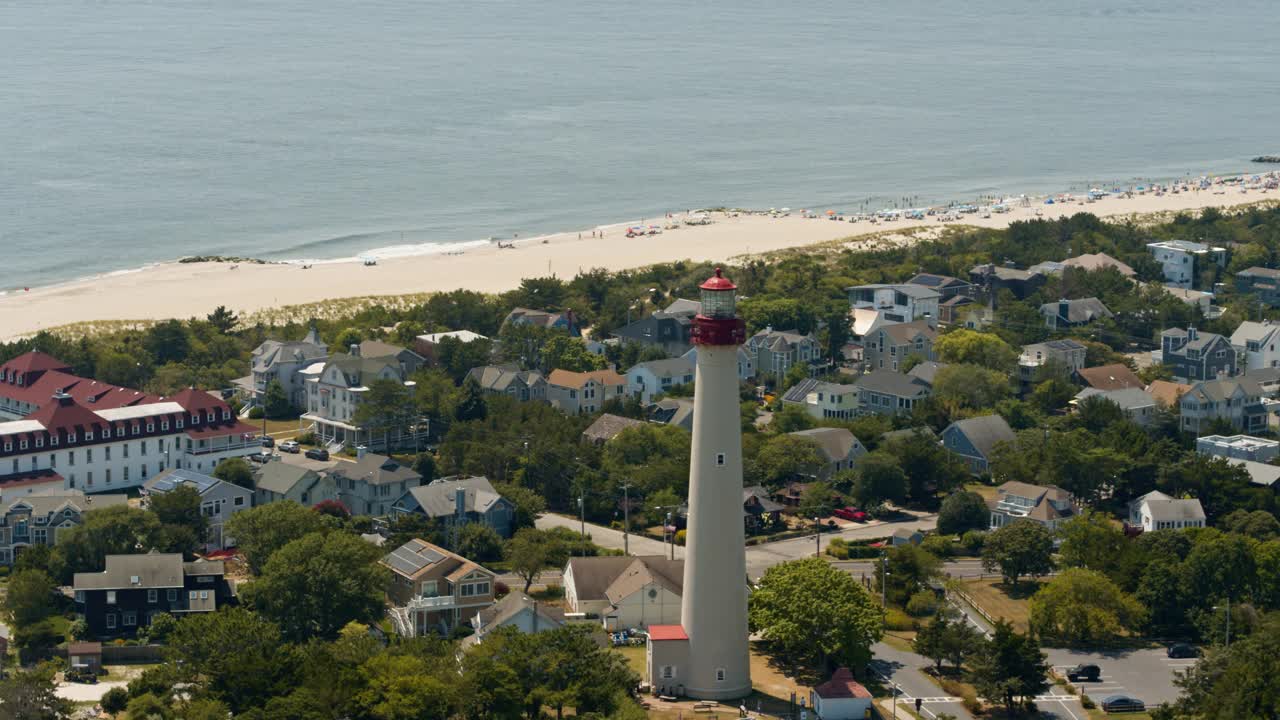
[
  {"left": 474, "top": 592, "right": 565, "bottom": 630},
  {"left": 948, "top": 415, "right": 1016, "bottom": 458},
  {"left": 855, "top": 370, "right": 931, "bottom": 398},
  {"left": 583, "top": 414, "right": 645, "bottom": 443},
  {"left": 630, "top": 357, "right": 694, "bottom": 380},
  {"left": 879, "top": 321, "right": 936, "bottom": 345},
  {"left": 1239, "top": 266, "right": 1280, "bottom": 280},
  {"left": 566, "top": 556, "right": 642, "bottom": 602},
  {"left": 403, "top": 475, "right": 504, "bottom": 518},
  {"left": 907, "top": 361, "right": 947, "bottom": 386},
  {"left": 331, "top": 453, "right": 421, "bottom": 487},
  {"left": 787, "top": 427, "right": 864, "bottom": 463},
  {"left": 73, "top": 553, "right": 223, "bottom": 591},
  {"left": 467, "top": 365, "right": 543, "bottom": 392},
  {"left": 6, "top": 490, "right": 127, "bottom": 519},
  {"left": 254, "top": 463, "right": 318, "bottom": 495},
  {"left": 1040, "top": 297, "right": 1113, "bottom": 324}
]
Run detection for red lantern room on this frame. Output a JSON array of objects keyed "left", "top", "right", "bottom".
[{"left": 692, "top": 267, "right": 746, "bottom": 347}]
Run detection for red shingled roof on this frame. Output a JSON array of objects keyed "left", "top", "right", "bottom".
[
  {"left": 647, "top": 625, "right": 689, "bottom": 642},
  {"left": 164, "top": 388, "right": 226, "bottom": 415},
  {"left": 26, "top": 396, "right": 107, "bottom": 435},
  {"left": 0, "top": 352, "right": 71, "bottom": 376},
  {"left": 815, "top": 668, "right": 872, "bottom": 700}
]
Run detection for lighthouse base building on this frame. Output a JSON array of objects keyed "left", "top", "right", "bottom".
[{"left": 646, "top": 269, "right": 751, "bottom": 700}]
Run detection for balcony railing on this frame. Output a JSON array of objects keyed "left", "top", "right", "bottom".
[
  {"left": 185, "top": 438, "right": 260, "bottom": 456},
  {"left": 407, "top": 595, "right": 458, "bottom": 610}
]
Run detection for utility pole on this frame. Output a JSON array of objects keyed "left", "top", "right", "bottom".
[
  {"left": 881, "top": 553, "right": 888, "bottom": 609},
  {"left": 813, "top": 516, "right": 821, "bottom": 557},
  {"left": 620, "top": 479, "right": 631, "bottom": 555},
  {"left": 578, "top": 495, "right": 585, "bottom": 542}
]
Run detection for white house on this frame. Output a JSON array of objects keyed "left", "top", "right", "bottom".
[
  {"left": 1147, "top": 240, "right": 1226, "bottom": 289},
  {"left": 813, "top": 667, "right": 873, "bottom": 720},
  {"left": 846, "top": 284, "right": 941, "bottom": 327},
  {"left": 1127, "top": 491, "right": 1205, "bottom": 532},
  {"left": 302, "top": 342, "right": 423, "bottom": 451},
  {"left": 1230, "top": 320, "right": 1280, "bottom": 372},
  {"left": 1196, "top": 434, "right": 1280, "bottom": 463},
  {"left": 563, "top": 556, "right": 683, "bottom": 630},
  {"left": 626, "top": 357, "right": 695, "bottom": 404},
  {"left": 467, "top": 592, "right": 564, "bottom": 645},
  {"left": 143, "top": 467, "right": 253, "bottom": 551},
  {"left": 780, "top": 378, "right": 859, "bottom": 420}
]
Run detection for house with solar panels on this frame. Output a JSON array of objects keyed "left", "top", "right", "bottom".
[
  {"left": 381, "top": 538, "right": 496, "bottom": 636},
  {"left": 143, "top": 467, "right": 253, "bottom": 551}
]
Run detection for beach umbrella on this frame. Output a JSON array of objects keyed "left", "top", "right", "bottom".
[{"left": 826, "top": 209, "right": 836, "bottom": 215}]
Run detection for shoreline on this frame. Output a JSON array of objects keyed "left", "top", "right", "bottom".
[{"left": 1, "top": 174, "right": 1277, "bottom": 341}]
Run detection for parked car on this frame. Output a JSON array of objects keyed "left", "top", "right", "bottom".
[
  {"left": 1167, "top": 643, "right": 1198, "bottom": 659},
  {"left": 260, "top": 436, "right": 275, "bottom": 448},
  {"left": 248, "top": 451, "right": 273, "bottom": 464},
  {"left": 1066, "top": 664, "right": 1101, "bottom": 682},
  {"left": 305, "top": 448, "right": 330, "bottom": 461},
  {"left": 279, "top": 440, "right": 300, "bottom": 454},
  {"left": 65, "top": 667, "right": 97, "bottom": 684},
  {"left": 833, "top": 507, "right": 869, "bottom": 522},
  {"left": 1100, "top": 695, "right": 1145, "bottom": 713}
]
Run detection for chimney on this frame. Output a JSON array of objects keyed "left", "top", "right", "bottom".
[
  {"left": 356, "top": 445, "right": 367, "bottom": 460},
  {"left": 1058, "top": 299, "right": 1070, "bottom": 321},
  {"left": 350, "top": 343, "right": 360, "bottom": 357},
  {"left": 53, "top": 390, "right": 73, "bottom": 407},
  {"left": 455, "top": 487, "right": 467, "bottom": 519}
]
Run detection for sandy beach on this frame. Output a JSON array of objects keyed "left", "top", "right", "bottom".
[{"left": 1, "top": 181, "right": 1276, "bottom": 341}]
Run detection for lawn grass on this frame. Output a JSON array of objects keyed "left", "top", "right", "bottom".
[
  {"left": 958, "top": 577, "right": 1037, "bottom": 632},
  {"left": 964, "top": 482, "right": 999, "bottom": 502},
  {"left": 249, "top": 417, "right": 310, "bottom": 438}
]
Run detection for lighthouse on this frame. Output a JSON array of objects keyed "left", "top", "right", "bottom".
[{"left": 646, "top": 267, "right": 751, "bottom": 700}]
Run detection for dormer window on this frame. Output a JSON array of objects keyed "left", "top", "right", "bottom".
[
  {"left": 19, "top": 439, "right": 28, "bottom": 450},
  {"left": 176, "top": 418, "right": 184, "bottom": 429},
  {"left": 222, "top": 408, "right": 230, "bottom": 421},
  {"left": 191, "top": 414, "right": 199, "bottom": 425},
  {"left": 35, "top": 436, "right": 43, "bottom": 448},
  {"left": 85, "top": 431, "right": 93, "bottom": 441},
  {"left": 51, "top": 435, "right": 59, "bottom": 446},
  {"left": 146, "top": 422, "right": 154, "bottom": 433},
  {"left": 67, "top": 433, "right": 76, "bottom": 443},
  {"left": 161, "top": 420, "right": 169, "bottom": 431},
  {"left": 3, "top": 441, "right": 10, "bottom": 452}
]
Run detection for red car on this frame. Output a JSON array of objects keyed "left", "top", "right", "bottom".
[{"left": 833, "top": 507, "right": 869, "bottom": 522}]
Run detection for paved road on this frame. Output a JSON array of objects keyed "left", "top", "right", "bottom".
[
  {"left": 56, "top": 680, "right": 127, "bottom": 703},
  {"left": 537, "top": 512, "right": 939, "bottom": 580},
  {"left": 835, "top": 558, "right": 989, "bottom": 582},
  {"left": 870, "top": 641, "right": 974, "bottom": 720},
  {"left": 1047, "top": 646, "right": 1192, "bottom": 707}
]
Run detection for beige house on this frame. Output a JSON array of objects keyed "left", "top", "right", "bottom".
[
  {"left": 382, "top": 538, "right": 496, "bottom": 636},
  {"left": 546, "top": 369, "right": 627, "bottom": 415}
]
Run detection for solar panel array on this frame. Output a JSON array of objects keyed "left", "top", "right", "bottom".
[{"left": 384, "top": 540, "right": 444, "bottom": 576}]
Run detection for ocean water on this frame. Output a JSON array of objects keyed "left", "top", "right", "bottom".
[{"left": 2, "top": 0, "right": 1278, "bottom": 289}]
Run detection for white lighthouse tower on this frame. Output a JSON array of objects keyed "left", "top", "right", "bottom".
[{"left": 646, "top": 267, "right": 751, "bottom": 700}]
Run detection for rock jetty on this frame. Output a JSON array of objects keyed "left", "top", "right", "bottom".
[{"left": 1252, "top": 155, "right": 1280, "bottom": 163}]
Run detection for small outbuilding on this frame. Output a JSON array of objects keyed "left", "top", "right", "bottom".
[
  {"left": 67, "top": 641, "right": 103, "bottom": 675},
  {"left": 813, "top": 667, "right": 873, "bottom": 719}
]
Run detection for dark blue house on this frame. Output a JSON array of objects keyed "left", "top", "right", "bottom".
[{"left": 940, "top": 415, "right": 1016, "bottom": 475}]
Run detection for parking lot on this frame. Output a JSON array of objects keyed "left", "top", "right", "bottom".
[{"left": 1048, "top": 646, "right": 1196, "bottom": 708}]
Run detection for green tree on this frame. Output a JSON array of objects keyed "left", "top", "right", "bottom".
[
  {"left": 1136, "top": 558, "right": 1191, "bottom": 636},
  {"left": 353, "top": 653, "right": 455, "bottom": 720},
  {"left": 602, "top": 424, "right": 692, "bottom": 497},
  {"left": 934, "top": 330, "right": 1018, "bottom": 372},
  {"left": 885, "top": 432, "right": 970, "bottom": 505},
  {"left": 1073, "top": 394, "right": 1126, "bottom": 433},
  {"left": 875, "top": 544, "right": 942, "bottom": 607},
  {"left": 166, "top": 608, "right": 296, "bottom": 713},
  {"left": 770, "top": 404, "right": 816, "bottom": 433},
  {"left": 454, "top": 377, "right": 488, "bottom": 422},
  {"left": 101, "top": 685, "right": 130, "bottom": 714},
  {"left": 541, "top": 335, "right": 607, "bottom": 373},
  {"left": 456, "top": 523, "right": 504, "bottom": 563},
  {"left": 353, "top": 377, "right": 415, "bottom": 450},
  {"left": 751, "top": 434, "right": 824, "bottom": 487},
  {"left": 797, "top": 480, "right": 836, "bottom": 519},
  {"left": 912, "top": 611, "right": 953, "bottom": 671},
  {"left": 148, "top": 484, "right": 209, "bottom": 554},
  {"left": 1056, "top": 510, "right": 1133, "bottom": 580},
  {"left": 0, "top": 666, "right": 74, "bottom": 720},
  {"left": 937, "top": 491, "right": 989, "bottom": 535},
  {"left": 125, "top": 693, "right": 172, "bottom": 720},
  {"left": 262, "top": 379, "right": 293, "bottom": 419},
  {"left": 852, "top": 451, "right": 907, "bottom": 506},
  {"left": 224, "top": 501, "right": 329, "bottom": 574},
  {"left": 967, "top": 619, "right": 1050, "bottom": 717},
  {"left": 241, "top": 531, "right": 389, "bottom": 641},
  {"left": 1160, "top": 613, "right": 1280, "bottom": 720},
  {"left": 206, "top": 306, "right": 239, "bottom": 334},
  {"left": 334, "top": 328, "right": 363, "bottom": 350},
  {"left": 932, "top": 363, "right": 1011, "bottom": 418},
  {"left": 1219, "top": 509, "right": 1280, "bottom": 541},
  {"left": 506, "top": 528, "right": 552, "bottom": 593},
  {"left": 749, "top": 557, "right": 884, "bottom": 670},
  {"left": 51, "top": 505, "right": 168, "bottom": 583},
  {"left": 144, "top": 320, "right": 191, "bottom": 365},
  {"left": 212, "top": 456, "right": 255, "bottom": 490},
  {"left": 1029, "top": 568, "right": 1146, "bottom": 645},
  {"left": 981, "top": 520, "right": 1055, "bottom": 587},
  {"left": 2, "top": 569, "right": 57, "bottom": 629}
]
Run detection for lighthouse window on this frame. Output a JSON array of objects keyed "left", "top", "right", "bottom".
[
  {"left": 715, "top": 453, "right": 725, "bottom": 467},
  {"left": 715, "top": 668, "right": 726, "bottom": 682}
]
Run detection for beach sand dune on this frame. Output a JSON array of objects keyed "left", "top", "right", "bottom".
[{"left": 0, "top": 187, "right": 1274, "bottom": 340}]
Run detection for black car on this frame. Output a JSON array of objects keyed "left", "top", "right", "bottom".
[
  {"left": 1066, "top": 664, "right": 1101, "bottom": 682},
  {"left": 261, "top": 436, "right": 275, "bottom": 448},
  {"left": 1101, "top": 695, "right": 1145, "bottom": 713},
  {"left": 1167, "top": 643, "right": 1198, "bottom": 659},
  {"left": 305, "top": 448, "right": 329, "bottom": 461}
]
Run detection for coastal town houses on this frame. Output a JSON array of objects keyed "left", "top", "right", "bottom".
[
  {"left": 413, "top": 330, "right": 489, "bottom": 365},
  {"left": 1177, "top": 376, "right": 1271, "bottom": 435},
  {"left": 647, "top": 398, "right": 694, "bottom": 431},
  {"left": 782, "top": 378, "right": 858, "bottom": 420},
  {"left": 787, "top": 428, "right": 866, "bottom": 480},
  {"left": 546, "top": 368, "right": 627, "bottom": 415},
  {"left": 625, "top": 357, "right": 694, "bottom": 404},
  {"left": 73, "top": 553, "right": 231, "bottom": 638},
  {"left": 1077, "top": 363, "right": 1144, "bottom": 392},
  {"left": 1147, "top": 239, "right": 1226, "bottom": 289},
  {"left": 745, "top": 328, "right": 823, "bottom": 385},
  {"left": 1229, "top": 459, "right": 1280, "bottom": 490},
  {"left": 1018, "top": 339, "right": 1087, "bottom": 390},
  {"left": 1127, "top": 491, "right": 1205, "bottom": 532},
  {"left": 940, "top": 414, "right": 1016, "bottom": 475},
  {"left": 905, "top": 273, "right": 973, "bottom": 300},
  {"left": 563, "top": 555, "right": 684, "bottom": 631},
  {"left": 301, "top": 341, "right": 425, "bottom": 451},
  {"left": 392, "top": 475, "right": 515, "bottom": 538},
  {"left": 0, "top": 491, "right": 127, "bottom": 565},
  {"left": 1160, "top": 327, "right": 1236, "bottom": 382},
  {"left": 502, "top": 307, "right": 578, "bottom": 335},
  {"left": 680, "top": 346, "right": 754, "bottom": 382},
  {"left": 1148, "top": 379, "right": 1193, "bottom": 409},
  {"left": 464, "top": 365, "right": 547, "bottom": 403},
  {"left": 611, "top": 300, "right": 699, "bottom": 357},
  {"left": 1072, "top": 387, "right": 1158, "bottom": 426},
  {"left": 253, "top": 462, "right": 339, "bottom": 507},
  {"left": 468, "top": 592, "right": 565, "bottom": 645},
  {"left": 846, "top": 283, "right": 941, "bottom": 328},
  {"left": 1039, "top": 297, "right": 1113, "bottom": 330},
  {"left": 969, "top": 263, "right": 1047, "bottom": 300},
  {"left": 1165, "top": 286, "right": 1215, "bottom": 314},
  {"left": 906, "top": 361, "right": 946, "bottom": 388},
  {"left": 143, "top": 468, "right": 252, "bottom": 551},
  {"left": 239, "top": 327, "right": 327, "bottom": 411},
  {"left": 382, "top": 538, "right": 495, "bottom": 637},
  {"left": 1230, "top": 320, "right": 1280, "bottom": 372},
  {"left": 987, "top": 480, "right": 1076, "bottom": 531},
  {"left": 1235, "top": 267, "right": 1280, "bottom": 307},
  {"left": 582, "top": 414, "right": 644, "bottom": 445},
  {"left": 1061, "top": 252, "right": 1136, "bottom": 277},
  {"left": 853, "top": 370, "right": 932, "bottom": 416},
  {"left": 861, "top": 321, "right": 937, "bottom": 372},
  {"left": 329, "top": 450, "right": 424, "bottom": 518},
  {"left": 937, "top": 295, "right": 978, "bottom": 326},
  {"left": 0, "top": 353, "right": 261, "bottom": 495},
  {"left": 1196, "top": 434, "right": 1280, "bottom": 463},
  {"left": 742, "top": 486, "right": 784, "bottom": 532}
]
